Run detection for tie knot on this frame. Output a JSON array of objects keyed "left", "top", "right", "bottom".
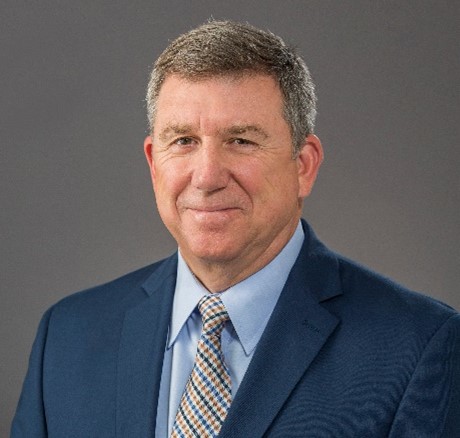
[{"left": 198, "top": 295, "right": 229, "bottom": 337}]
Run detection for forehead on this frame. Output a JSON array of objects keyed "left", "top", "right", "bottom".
[{"left": 154, "top": 73, "right": 286, "bottom": 133}]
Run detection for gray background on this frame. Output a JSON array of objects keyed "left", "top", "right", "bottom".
[{"left": 1, "top": 0, "right": 459, "bottom": 432}]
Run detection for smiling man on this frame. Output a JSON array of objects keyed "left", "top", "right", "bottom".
[
  {"left": 144, "top": 74, "right": 321, "bottom": 292},
  {"left": 12, "top": 21, "right": 460, "bottom": 437}
]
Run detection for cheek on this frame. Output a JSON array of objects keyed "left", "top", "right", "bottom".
[
  {"left": 154, "top": 179, "right": 176, "bottom": 204},
  {"left": 153, "top": 165, "right": 189, "bottom": 207},
  {"left": 256, "top": 163, "right": 299, "bottom": 197}
]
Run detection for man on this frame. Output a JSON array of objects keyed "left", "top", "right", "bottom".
[{"left": 12, "top": 21, "right": 460, "bottom": 437}]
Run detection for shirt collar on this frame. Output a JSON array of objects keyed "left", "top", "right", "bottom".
[{"left": 169, "top": 221, "right": 304, "bottom": 354}]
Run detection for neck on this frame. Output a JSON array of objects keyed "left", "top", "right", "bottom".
[{"left": 181, "top": 221, "right": 299, "bottom": 292}]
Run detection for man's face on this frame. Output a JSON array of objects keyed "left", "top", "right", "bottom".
[{"left": 145, "top": 74, "right": 322, "bottom": 282}]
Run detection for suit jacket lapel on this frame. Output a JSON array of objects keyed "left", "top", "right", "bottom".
[
  {"left": 116, "top": 255, "right": 177, "bottom": 437},
  {"left": 220, "top": 222, "right": 342, "bottom": 438}
]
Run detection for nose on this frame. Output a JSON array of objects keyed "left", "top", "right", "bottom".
[{"left": 191, "top": 141, "right": 230, "bottom": 192}]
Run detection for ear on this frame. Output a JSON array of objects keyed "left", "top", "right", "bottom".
[
  {"left": 144, "top": 136, "right": 156, "bottom": 184},
  {"left": 296, "top": 134, "right": 324, "bottom": 198}
]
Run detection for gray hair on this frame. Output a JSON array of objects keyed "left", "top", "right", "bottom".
[{"left": 146, "top": 20, "right": 317, "bottom": 156}]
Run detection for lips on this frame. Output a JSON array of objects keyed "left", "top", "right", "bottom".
[
  {"left": 179, "top": 198, "right": 244, "bottom": 213},
  {"left": 177, "top": 194, "right": 246, "bottom": 217},
  {"left": 183, "top": 205, "right": 242, "bottom": 224},
  {"left": 187, "top": 206, "right": 239, "bottom": 212}
]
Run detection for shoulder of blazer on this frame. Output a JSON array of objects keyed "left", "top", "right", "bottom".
[
  {"left": 47, "top": 252, "right": 178, "bottom": 319},
  {"left": 300, "top": 218, "right": 457, "bottom": 340}
]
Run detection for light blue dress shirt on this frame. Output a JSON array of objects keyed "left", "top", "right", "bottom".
[{"left": 155, "top": 222, "right": 304, "bottom": 437}]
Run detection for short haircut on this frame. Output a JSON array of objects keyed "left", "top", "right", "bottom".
[{"left": 146, "top": 20, "right": 317, "bottom": 156}]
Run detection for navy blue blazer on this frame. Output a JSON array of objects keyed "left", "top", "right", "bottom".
[{"left": 12, "top": 221, "right": 460, "bottom": 437}]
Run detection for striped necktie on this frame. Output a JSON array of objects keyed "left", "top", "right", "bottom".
[{"left": 171, "top": 294, "right": 231, "bottom": 437}]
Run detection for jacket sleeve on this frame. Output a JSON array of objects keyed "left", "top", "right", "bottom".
[
  {"left": 389, "top": 313, "right": 460, "bottom": 438},
  {"left": 10, "top": 307, "right": 54, "bottom": 437}
]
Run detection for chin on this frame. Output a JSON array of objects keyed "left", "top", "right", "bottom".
[{"left": 182, "top": 238, "right": 242, "bottom": 264}]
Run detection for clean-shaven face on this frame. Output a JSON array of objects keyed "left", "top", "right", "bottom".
[{"left": 145, "top": 74, "right": 320, "bottom": 282}]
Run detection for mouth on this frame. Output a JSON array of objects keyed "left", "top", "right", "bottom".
[
  {"left": 185, "top": 206, "right": 241, "bottom": 222},
  {"left": 189, "top": 206, "right": 238, "bottom": 212}
]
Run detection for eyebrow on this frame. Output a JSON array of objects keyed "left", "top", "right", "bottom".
[
  {"left": 221, "top": 125, "right": 269, "bottom": 140},
  {"left": 158, "top": 124, "right": 194, "bottom": 142}
]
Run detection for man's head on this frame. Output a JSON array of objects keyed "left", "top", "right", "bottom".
[
  {"left": 144, "top": 21, "right": 323, "bottom": 291},
  {"left": 146, "top": 20, "right": 317, "bottom": 157}
]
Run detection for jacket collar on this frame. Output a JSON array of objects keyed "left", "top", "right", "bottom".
[
  {"left": 220, "top": 219, "right": 342, "bottom": 437},
  {"left": 116, "top": 254, "right": 177, "bottom": 437}
]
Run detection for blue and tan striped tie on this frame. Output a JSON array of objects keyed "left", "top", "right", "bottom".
[{"left": 171, "top": 294, "right": 231, "bottom": 437}]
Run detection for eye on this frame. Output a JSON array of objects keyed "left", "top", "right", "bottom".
[
  {"left": 173, "top": 137, "right": 194, "bottom": 146},
  {"left": 231, "top": 138, "right": 256, "bottom": 146},
  {"left": 165, "top": 136, "right": 197, "bottom": 155}
]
